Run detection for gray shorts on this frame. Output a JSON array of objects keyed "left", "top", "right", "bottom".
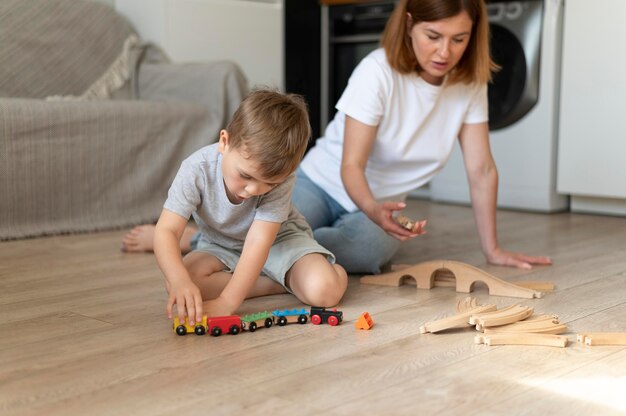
[{"left": 193, "top": 218, "right": 335, "bottom": 292}]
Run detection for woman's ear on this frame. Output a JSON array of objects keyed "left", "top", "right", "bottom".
[
  {"left": 218, "top": 129, "right": 230, "bottom": 154},
  {"left": 406, "top": 12, "right": 413, "bottom": 34}
]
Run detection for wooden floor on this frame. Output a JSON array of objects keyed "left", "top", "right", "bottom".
[{"left": 1, "top": 199, "right": 626, "bottom": 415}]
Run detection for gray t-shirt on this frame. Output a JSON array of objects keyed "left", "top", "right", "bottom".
[{"left": 164, "top": 143, "right": 298, "bottom": 250}]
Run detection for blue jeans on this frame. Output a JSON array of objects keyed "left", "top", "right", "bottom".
[{"left": 292, "top": 169, "right": 400, "bottom": 274}]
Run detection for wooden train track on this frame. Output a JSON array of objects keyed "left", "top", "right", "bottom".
[
  {"left": 361, "top": 260, "right": 544, "bottom": 299},
  {"left": 577, "top": 332, "right": 626, "bottom": 346}
]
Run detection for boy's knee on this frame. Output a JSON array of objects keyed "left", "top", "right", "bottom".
[
  {"left": 300, "top": 265, "right": 347, "bottom": 307},
  {"left": 184, "top": 254, "right": 224, "bottom": 280}
]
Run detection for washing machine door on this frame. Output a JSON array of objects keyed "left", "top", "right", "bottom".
[{"left": 487, "top": 1, "right": 543, "bottom": 131}]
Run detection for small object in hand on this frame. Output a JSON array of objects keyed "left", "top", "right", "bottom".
[{"left": 395, "top": 215, "right": 417, "bottom": 231}]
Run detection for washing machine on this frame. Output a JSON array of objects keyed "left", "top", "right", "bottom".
[{"left": 429, "top": 0, "right": 568, "bottom": 212}]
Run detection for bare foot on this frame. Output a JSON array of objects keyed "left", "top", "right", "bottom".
[
  {"left": 121, "top": 225, "right": 157, "bottom": 253},
  {"left": 121, "top": 224, "right": 198, "bottom": 253}
]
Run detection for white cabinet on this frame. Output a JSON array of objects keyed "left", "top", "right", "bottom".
[
  {"left": 115, "top": 0, "right": 284, "bottom": 90},
  {"left": 557, "top": 0, "right": 626, "bottom": 215}
]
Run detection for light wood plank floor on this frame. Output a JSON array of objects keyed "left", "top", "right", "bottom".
[{"left": 1, "top": 199, "right": 626, "bottom": 415}]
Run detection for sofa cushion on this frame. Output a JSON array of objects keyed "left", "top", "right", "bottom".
[{"left": 0, "top": 0, "right": 137, "bottom": 98}]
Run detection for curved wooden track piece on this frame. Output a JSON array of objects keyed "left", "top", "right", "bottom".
[
  {"left": 519, "top": 314, "right": 560, "bottom": 323},
  {"left": 474, "top": 306, "right": 534, "bottom": 328},
  {"left": 469, "top": 304, "right": 520, "bottom": 325},
  {"left": 456, "top": 297, "right": 479, "bottom": 314},
  {"left": 361, "top": 260, "right": 543, "bottom": 299},
  {"left": 484, "top": 315, "right": 566, "bottom": 335},
  {"left": 420, "top": 304, "right": 496, "bottom": 334}
]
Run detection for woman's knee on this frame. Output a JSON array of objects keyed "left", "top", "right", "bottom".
[{"left": 315, "top": 222, "right": 400, "bottom": 274}]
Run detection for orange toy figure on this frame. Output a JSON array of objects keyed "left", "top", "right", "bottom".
[{"left": 355, "top": 312, "right": 374, "bottom": 330}]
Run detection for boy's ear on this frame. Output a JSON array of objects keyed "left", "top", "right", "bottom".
[{"left": 218, "top": 129, "right": 230, "bottom": 154}]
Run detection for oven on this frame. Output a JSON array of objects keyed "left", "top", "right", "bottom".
[{"left": 320, "top": 1, "right": 396, "bottom": 130}]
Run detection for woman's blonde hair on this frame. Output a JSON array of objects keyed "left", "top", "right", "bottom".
[
  {"left": 226, "top": 89, "right": 311, "bottom": 179},
  {"left": 381, "top": 0, "right": 498, "bottom": 84}
]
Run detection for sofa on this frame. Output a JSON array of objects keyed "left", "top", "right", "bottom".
[{"left": 0, "top": 0, "right": 248, "bottom": 240}]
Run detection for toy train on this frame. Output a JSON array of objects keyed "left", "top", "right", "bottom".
[{"left": 174, "top": 307, "right": 343, "bottom": 336}]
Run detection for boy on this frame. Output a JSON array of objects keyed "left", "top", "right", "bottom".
[{"left": 154, "top": 90, "right": 347, "bottom": 325}]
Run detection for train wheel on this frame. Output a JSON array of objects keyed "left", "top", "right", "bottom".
[
  {"left": 328, "top": 316, "right": 339, "bottom": 326},
  {"left": 298, "top": 314, "right": 308, "bottom": 325},
  {"left": 211, "top": 327, "right": 222, "bottom": 337},
  {"left": 229, "top": 325, "right": 240, "bottom": 335},
  {"left": 249, "top": 322, "right": 257, "bottom": 332},
  {"left": 176, "top": 325, "right": 187, "bottom": 336},
  {"left": 194, "top": 325, "right": 206, "bottom": 335},
  {"left": 311, "top": 315, "right": 322, "bottom": 325},
  {"left": 278, "top": 316, "right": 287, "bottom": 326},
  {"left": 265, "top": 318, "right": 273, "bottom": 328}
]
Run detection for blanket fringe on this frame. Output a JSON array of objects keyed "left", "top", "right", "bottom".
[{"left": 46, "top": 34, "right": 139, "bottom": 101}]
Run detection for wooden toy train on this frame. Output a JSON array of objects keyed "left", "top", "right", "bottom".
[{"left": 174, "top": 306, "right": 343, "bottom": 336}]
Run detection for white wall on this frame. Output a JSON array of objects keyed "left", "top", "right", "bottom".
[{"left": 115, "top": 0, "right": 284, "bottom": 90}]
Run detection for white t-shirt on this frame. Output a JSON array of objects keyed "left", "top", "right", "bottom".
[{"left": 300, "top": 48, "right": 488, "bottom": 212}]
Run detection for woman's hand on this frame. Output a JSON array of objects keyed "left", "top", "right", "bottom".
[
  {"left": 365, "top": 201, "right": 427, "bottom": 241},
  {"left": 485, "top": 247, "right": 552, "bottom": 270},
  {"left": 167, "top": 278, "right": 204, "bottom": 325}
]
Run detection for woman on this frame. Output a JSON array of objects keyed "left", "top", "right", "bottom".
[{"left": 292, "top": 0, "right": 551, "bottom": 274}]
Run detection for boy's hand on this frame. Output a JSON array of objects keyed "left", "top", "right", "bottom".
[
  {"left": 203, "top": 296, "right": 238, "bottom": 317},
  {"left": 167, "top": 278, "right": 204, "bottom": 325}
]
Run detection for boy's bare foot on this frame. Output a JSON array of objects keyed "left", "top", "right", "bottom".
[
  {"left": 121, "top": 224, "right": 197, "bottom": 253},
  {"left": 121, "top": 225, "right": 157, "bottom": 253}
]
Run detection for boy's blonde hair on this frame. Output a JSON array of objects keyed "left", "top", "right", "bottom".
[
  {"left": 226, "top": 89, "right": 311, "bottom": 179},
  {"left": 381, "top": 0, "right": 499, "bottom": 85}
]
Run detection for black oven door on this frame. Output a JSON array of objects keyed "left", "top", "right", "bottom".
[
  {"left": 330, "top": 37, "right": 380, "bottom": 121},
  {"left": 326, "top": 1, "right": 395, "bottom": 125}
]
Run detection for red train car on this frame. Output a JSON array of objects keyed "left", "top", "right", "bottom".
[{"left": 207, "top": 315, "right": 242, "bottom": 336}]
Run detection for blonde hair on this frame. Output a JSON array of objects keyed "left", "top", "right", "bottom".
[
  {"left": 226, "top": 89, "right": 311, "bottom": 179},
  {"left": 381, "top": 0, "right": 499, "bottom": 84}
]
